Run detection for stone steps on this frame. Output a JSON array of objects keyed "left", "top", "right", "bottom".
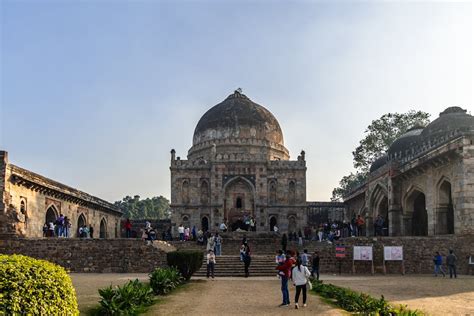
[{"left": 194, "top": 255, "right": 278, "bottom": 277}]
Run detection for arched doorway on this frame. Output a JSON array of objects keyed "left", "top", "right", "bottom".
[
  {"left": 100, "top": 218, "right": 107, "bottom": 238},
  {"left": 201, "top": 216, "right": 209, "bottom": 232},
  {"left": 376, "top": 196, "right": 389, "bottom": 236},
  {"left": 269, "top": 216, "right": 277, "bottom": 232},
  {"left": 223, "top": 177, "right": 255, "bottom": 230},
  {"left": 45, "top": 206, "right": 57, "bottom": 225},
  {"left": 412, "top": 192, "right": 428, "bottom": 236},
  {"left": 438, "top": 180, "right": 454, "bottom": 234},
  {"left": 77, "top": 214, "right": 86, "bottom": 237}
]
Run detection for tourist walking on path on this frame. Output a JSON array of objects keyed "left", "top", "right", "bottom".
[
  {"left": 292, "top": 257, "right": 311, "bottom": 309},
  {"left": 281, "top": 233, "right": 288, "bottom": 252},
  {"left": 214, "top": 233, "right": 222, "bottom": 256},
  {"left": 276, "top": 253, "right": 295, "bottom": 307},
  {"left": 206, "top": 249, "right": 216, "bottom": 279},
  {"left": 124, "top": 219, "right": 132, "bottom": 238},
  {"left": 433, "top": 252, "right": 446, "bottom": 277},
  {"left": 311, "top": 251, "right": 320, "bottom": 281},
  {"left": 243, "top": 244, "right": 252, "bottom": 277},
  {"left": 447, "top": 250, "right": 457, "bottom": 278}
]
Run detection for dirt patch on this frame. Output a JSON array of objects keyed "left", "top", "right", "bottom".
[
  {"left": 147, "top": 277, "right": 343, "bottom": 316},
  {"left": 324, "top": 274, "right": 474, "bottom": 316}
]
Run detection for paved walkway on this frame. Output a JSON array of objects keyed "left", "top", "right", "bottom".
[{"left": 146, "top": 277, "right": 343, "bottom": 316}]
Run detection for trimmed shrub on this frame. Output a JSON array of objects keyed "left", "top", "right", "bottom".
[
  {"left": 98, "top": 279, "right": 154, "bottom": 315},
  {"left": 311, "top": 280, "right": 423, "bottom": 315},
  {"left": 166, "top": 250, "right": 203, "bottom": 281},
  {"left": 149, "top": 267, "right": 184, "bottom": 295},
  {"left": 0, "top": 254, "right": 79, "bottom": 315}
]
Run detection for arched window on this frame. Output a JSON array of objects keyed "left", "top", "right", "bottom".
[
  {"left": 200, "top": 180, "right": 209, "bottom": 205},
  {"left": 100, "top": 218, "right": 107, "bottom": 238},
  {"left": 20, "top": 200, "right": 26, "bottom": 214},
  {"left": 182, "top": 180, "right": 190, "bottom": 204},
  {"left": 288, "top": 181, "right": 296, "bottom": 204},
  {"left": 77, "top": 214, "right": 87, "bottom": 237},
  {"left": 268, "top": 180, "right": 277, "bottom": 205}
]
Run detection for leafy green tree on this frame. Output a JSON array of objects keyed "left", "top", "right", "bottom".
[
  {"left": 332, "top": 110, "right": 430, "bottom": 201},
  {"left": 114, "top": 195, "right": 171, "bottom": 219}
]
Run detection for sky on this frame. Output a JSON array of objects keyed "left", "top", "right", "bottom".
[{"left": 0, "top": 0, "right": 472, "bottom": 203}]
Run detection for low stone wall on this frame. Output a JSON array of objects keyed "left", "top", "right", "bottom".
[
  {"left": 172, "top": 234, "right": 474, "bottom": 275},
  {"left": 0, "top": 238, "right": 175, "bottom": 273}
]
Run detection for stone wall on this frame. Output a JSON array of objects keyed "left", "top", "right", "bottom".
[
  {"left": 0, "top": 238, "right": 174, "bottom": 273},
  {"left": 172, "top": 234, "right": 474, "bottom": 275}
]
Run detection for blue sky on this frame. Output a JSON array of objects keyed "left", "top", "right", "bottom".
[{"left": 1, "top": 1, "right": 472, "bottom": 202}]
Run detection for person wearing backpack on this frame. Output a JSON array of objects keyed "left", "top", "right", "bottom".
[{"left": 291, "top": 257, "right": 311, "bottom": 309}]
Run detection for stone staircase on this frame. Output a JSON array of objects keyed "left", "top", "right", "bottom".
[{"left": 194, "top": 255, "right": 277, "bottom": 277}]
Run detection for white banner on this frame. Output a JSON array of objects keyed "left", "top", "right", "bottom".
[
  {"left": 384, "top": 246, "right": 403, "bottom": 261},
  {"left": 353, "top": 246, "right": 373, "bottom": 261}
]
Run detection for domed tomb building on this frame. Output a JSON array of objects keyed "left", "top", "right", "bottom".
[
  {"left": 170, "top": 91, "right": 308, "bottom": 232},
  {"left": 344, "top": 106, "right": 474, "bottom": 236}
]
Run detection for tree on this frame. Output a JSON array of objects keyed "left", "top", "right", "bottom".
[
  {"left": 331, "top": 172, "right": 368, "bottom": 202},
  {"left": 352, "top": 111, "right": 430, "bottom": 173},
  {"left": 332, "top": 110, "right": 430, "bottom": 201},
  {"left": 114, "top": 195, "right": 171, "bottom": 219}
]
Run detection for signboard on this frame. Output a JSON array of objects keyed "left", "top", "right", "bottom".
[
  {"left": 384, "top": 246, "right": 403, "bottom": 261},
  {"left": 353, "top": 246, "right": 373, "bottom": 261},
  {"left": 335, "top": 246, "right": 346, "bottom": 258}
]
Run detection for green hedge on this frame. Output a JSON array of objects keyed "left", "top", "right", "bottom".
[
  {"left": 97, "top": 279, "right": 154, "bottom": 315},
  {"left": 0, "top": 254, "right": 79, "bottom": 315},
  {"left": 166, "top": 250, "right": 203, "bottom": 280},
  {"left": 149, "top": 267, "right": 184, "bottom": 295},
  {"left": 311, "top": 280, "right": 422, "bottom": 315}
]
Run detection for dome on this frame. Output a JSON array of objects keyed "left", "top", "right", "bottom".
[
  {"left": 388, "top": 126, "right": 424, "bottom": 158},
  {"left": 192, "top": 90, "right": 284, "bottom": 146},
  {"left": 421, "top": 107, "right": 474, "bottom": 139},
  {"left": 370, "top": 155, "right": 388, "bottom": 173}
]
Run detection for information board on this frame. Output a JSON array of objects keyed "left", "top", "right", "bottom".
[
  {"left": 353, "top": 246, "right": 373, "bottom": 261},
  {"left": 384, "top": 246, "right": 403, "bottom": 261},
  {"left": 335, "top": 246, "right": 346, "bottom": 258}
]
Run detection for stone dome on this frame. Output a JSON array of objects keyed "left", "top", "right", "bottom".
[
  {"left": 192, "top": 90, "right": 284, "bottom": 146},
  {"left": 188, "top": 91, "right": 289, "bottom": 161},
  {"left": 388, "top": 126, "right": 424, "bottom": 158},
  {"left": 370, "top": 155, "right": 388, "bottom": 173},
  {"left": 421, "top": 107, "right": 474, "bottom": 139}
]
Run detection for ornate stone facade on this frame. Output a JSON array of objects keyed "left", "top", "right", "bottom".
[
  {"left": 345, "top": 107, "right": 474, "bottom": 236},
  {"left": 0, "top": 151, "right": 122, "bottom": 238},
  {"left": 170, "top": 91, "right": 309, "bottom": 232}
]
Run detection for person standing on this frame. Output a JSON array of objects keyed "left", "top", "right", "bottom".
[
  {"left": 298, "top": 230, "right": 303, "bottom": 246},
  {"left": 276, "top": 254, "right": 295, "bottom": 307},
  {"left": 243, "top": 244, "right": 252, "bottom": 277},
  {"left": 214, "top": 233, "right": 222, "bottom": 256},
  {"left": 206, "top": 234, "right": 215, "bottom": 252},
  {"left": 301, "top": 249, "right": 309, "bottom": 267},
  {"left": 356, "top": 215, "right": 365, "bottom": 236},
  {"left": 433, "top": 251, "right": 446, "bottom": 277},
  {"left": 191, "top": 225, "right": 197, "bottom": 240},
  {"left": 446, "top": 249, "right": 457, "bottom": 278},
  {"left": 124, "top": 219, "right": 132, "bottom": 238},
  {"left": 281, "top": 233, "right": 288, "bottom": 252},
  {"left": 311, "top": 251, "right": 320, "bottom": 281},
  {"left": 206, "top": 249, "right": 216, "bottom": 279},
  {"left": 292, "top": 257, "right": 311, "bottom": 309},
  {"left": 178, "top": 224, "right": 185, "bottom": 241}
]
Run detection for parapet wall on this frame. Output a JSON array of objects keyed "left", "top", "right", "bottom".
[{"left": 0, "top": 238, "right": 174, "bottom": 273}]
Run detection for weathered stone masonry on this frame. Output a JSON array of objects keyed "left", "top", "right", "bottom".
[{"left": 0, "top": 151, "right": 122, "bottom": 238}]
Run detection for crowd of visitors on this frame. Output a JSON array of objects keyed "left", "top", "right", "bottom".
[{"left": 42, "top": 214, "right": 72, "bottom": 238}]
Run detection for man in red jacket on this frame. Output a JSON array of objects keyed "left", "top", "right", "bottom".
[{"left": 276, "top": 254, "right": 296, "bottom": 306}]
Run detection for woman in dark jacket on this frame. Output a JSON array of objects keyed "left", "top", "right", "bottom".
[
  {"left": 281, "top": 233, "right": 288, "bottom": 252},
  {"left": 243, "top": 244, "right": 252, "bottom": 277}
]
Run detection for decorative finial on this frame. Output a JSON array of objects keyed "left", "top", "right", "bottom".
[{"left": 235, "top": 87, "right": 242, "bottom": 94}]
